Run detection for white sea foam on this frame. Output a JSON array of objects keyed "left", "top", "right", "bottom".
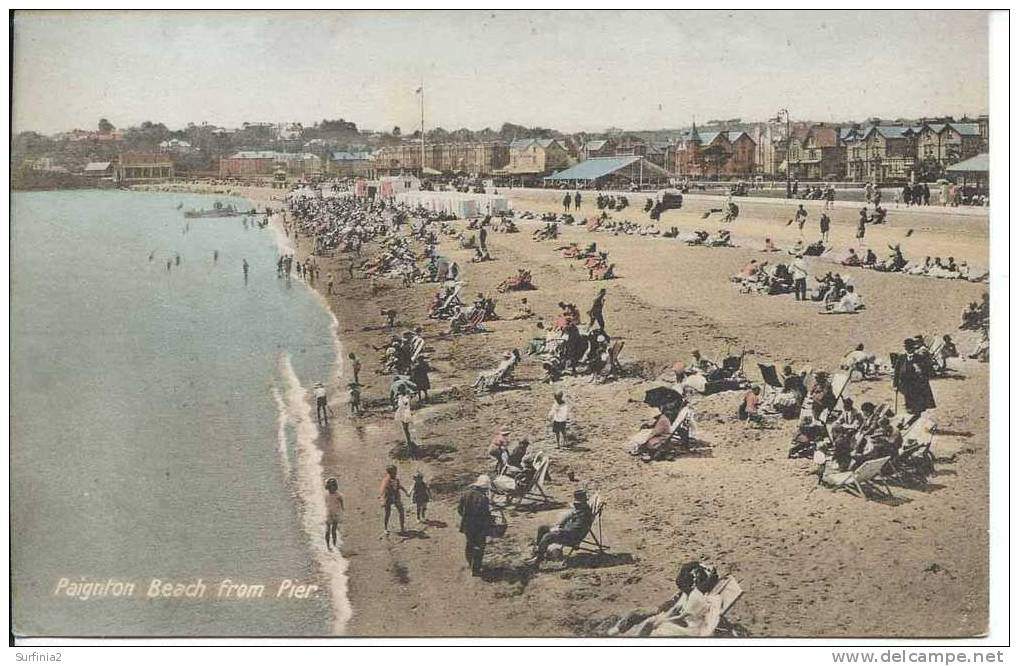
[
  {"left": 270, "top": 387, "right": 292, "bottom": 479},
  {"left": 277, "top": 352, "right": 352, "bottom": 635},
  {"left": 262, "top": 198, "right": 353, "bottom": 633},
  {"left": 267, "top": 212, "right": 295, "bottom": 255}
]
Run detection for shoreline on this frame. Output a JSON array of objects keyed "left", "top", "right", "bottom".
[
  {"left": 154, "top": 182, "right": 988, "bottom": 638},
  {"left": 225, "top": 186, "right": 357, "bottom": 635}
]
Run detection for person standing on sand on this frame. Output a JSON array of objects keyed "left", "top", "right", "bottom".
[
  {"left": 314, "top": 382, "right": 329, "bottom": 425},
  {"left": 410, "top": 356, "right": 431, "bottom": 403},
  {"left": 411, "top": 472, "right": 431, "bottom": 524},
  {"left": 588, "top": 288, "right": 607, "bottom": 332},
  {"left": 395, "top": 389, "right": 416, "bottom": 455},
  {"left": 819, "top": 212, "right": 831, "bottom": 243},
  {"left": 379, "top": 465, "right": 408, "bottom": 536},
  {"left": 795, "top": 204, "right": 808, "bottom": 236},
  {"left": 457, "top": 475, "right": 493, "bottom": 577},
  {"left": 479, "top": 225, "right": 488, "bottom": 253},
  {"left": 327, "top": 273, "right": 334, "bottom": 295},
  {"left": 575, "top": 191, "right": 582, "bottom": 211},
  {"left": 488, "top": 429, "right": 511, "bottom": 473},
  {"left": 563, "top": 193, "right": 572, "bottom": 213},
  {"left": 856, "top": 209, "right": 868, "bottom": 246},
  {"left": 791, "top": 254, "right": 809, "bottom": 301},
  {"left": 348, "top": 382, "right": 362, "bottom": 416},
  {"left": 324, "top": 477, "right": 345, "bottom": 552},
  {"left": 348, "top": 352, "right": 362, "bottom": 385},
  {"left": 548, "top": 391, "right": 572, "bottom": 449}
]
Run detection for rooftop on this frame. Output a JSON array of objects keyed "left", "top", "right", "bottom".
[
  {"left": 545, "top": 155, "right": 670, "bottom": 181},
  {"left": 945, "top": 153, "right": 989, "bottom": 173},
  {"left": 946, "top": 123, "right": 982, "bottom": 137},
  {"left": 331, "top": 151, "right": 373, "bottom": 161}
]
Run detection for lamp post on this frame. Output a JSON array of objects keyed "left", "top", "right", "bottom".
[{"left": 776, "top": 108, "right": 791, "bottom": 198}]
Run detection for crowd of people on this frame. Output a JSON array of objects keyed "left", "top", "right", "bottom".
[{"left": 272, "top": 179, "right": 986, "bottom": 631}]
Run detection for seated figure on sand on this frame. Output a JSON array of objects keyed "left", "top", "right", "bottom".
[
  {"left": 825, "top": 284, "right": 863, "bottom": 314},
  {"left": 605, "top": 561, "right": 744, "bottom": 637},
  {"left": 524, "top": 489, "right": 594, "bottom": 567},
  {"left": 841, "top": 248, "right": 862, "bottom": 267},
  {"left": 840, "top": 343, "right": 878, "bottom": 379},
  {"left": 707, "top": 229, "right": 733, "bottom": 247},
  {"left": 787, "top": 415, "right": 827, "bottom": 459},
  {"left": 683, "top": 230, "right": 710, "bottom": 245}
]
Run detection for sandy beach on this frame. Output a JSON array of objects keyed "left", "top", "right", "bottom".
[{"left": 144, "top": 182, "right": 989, "bottom": 638}]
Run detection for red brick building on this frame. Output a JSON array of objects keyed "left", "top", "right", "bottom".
[{"left": 219, "top": 151, "right": 278, "bottom": 177}]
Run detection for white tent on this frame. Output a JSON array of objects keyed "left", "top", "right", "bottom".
[{"left": 394, "top": 191, "right": 510, "bottom": 218}]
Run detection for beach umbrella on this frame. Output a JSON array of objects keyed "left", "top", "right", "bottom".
[{"left": 644, "top": 386, "right": 682, "bottom": 408}]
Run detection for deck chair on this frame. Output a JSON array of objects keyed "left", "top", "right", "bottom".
[
  {"left": 889, "top": 424, "right": 936, "bottom": 484},
  {"left": 822, "top": 456, "right": 894, "bottom": 499},
  {"left": 627, "top": 575, "right": 743, "bottom": 637},
  {"left": 508, "top": 454, "right": 553, "bottom": 507},
  {"left": 757, "top": 364, "right": 784, "bottom": 404},
  {"left": 565, "top": 493, "right": 608, "bottom": 556},
  {"left": 663, "top": 405, "right": 694, "bottom": 449},
  {"left": 605, "top": 341, "right": 625, "bottom": 377},
  {"left": 439, "top": 284, "right": 463, "bottom": 312},
  {"left": 830, "top": 372, "right": 850, "bottom": 402}
]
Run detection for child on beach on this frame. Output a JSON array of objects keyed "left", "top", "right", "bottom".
[
  {"left": 411, "top": 472, "right": 431, "bottom": 524},
  {"left": 395, "top": 389, "right": 416, "bottom": 455},
  {"left": 348, "top": 382, "right": 362, "bottom": 416},
  {"left": 324, "top": 478, "right": 345, "bottom": 552},
  {"left": 548, "top": 391, "right": 572, "bottom": 449},
  {"left": 379, "top": 465, "right": 409, "bottom": 536},
  {"left": 348, "top": 352, "right": 362, "bottom": 385}
]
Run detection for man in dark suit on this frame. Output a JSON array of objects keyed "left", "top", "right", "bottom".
[{"left": 457, "top": 475, "right": 494, "bottom": 576}]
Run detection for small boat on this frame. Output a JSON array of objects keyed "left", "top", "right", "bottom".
[{"left": 184, "top": 201, "right": 246, "bottom": 218}]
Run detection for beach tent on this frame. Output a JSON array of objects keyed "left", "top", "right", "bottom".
[{"left": 395, "top": 191, "right": 510, "bottom": 218}]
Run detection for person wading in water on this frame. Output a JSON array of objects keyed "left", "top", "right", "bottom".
[{"left": 324, "top": 478, "right": 345, "bottom": 551}]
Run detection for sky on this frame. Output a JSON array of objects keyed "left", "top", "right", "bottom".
[{"left": 12, "top": 10, "right": 990, "bottom": 135}]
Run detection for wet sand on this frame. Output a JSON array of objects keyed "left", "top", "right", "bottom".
[{"left": 148, "top": 182, "right": 989, "bottom": 637}]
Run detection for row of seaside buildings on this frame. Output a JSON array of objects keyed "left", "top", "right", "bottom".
[
  {"left": 75, "top": 117, "right": 989, "bottom": 185},
  {"left": 224, "top": 119, "right": 987, "bottom": 183}
]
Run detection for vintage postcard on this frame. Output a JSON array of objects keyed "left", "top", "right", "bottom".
[{"left": 9, "top": 9, "right": 1001, "bottom": 646}]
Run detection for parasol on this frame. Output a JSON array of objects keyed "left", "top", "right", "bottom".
[{"left": 644, "top": 385, "right": 683, "bottom": 408}]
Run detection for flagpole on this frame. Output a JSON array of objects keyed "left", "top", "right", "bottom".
[{"left": 419, "top": 80, "right": 425, "bottom": 178}]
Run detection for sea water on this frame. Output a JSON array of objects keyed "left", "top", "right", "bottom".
[{"left": 11, "top": 189, "right": 348, "bottom": 636}]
